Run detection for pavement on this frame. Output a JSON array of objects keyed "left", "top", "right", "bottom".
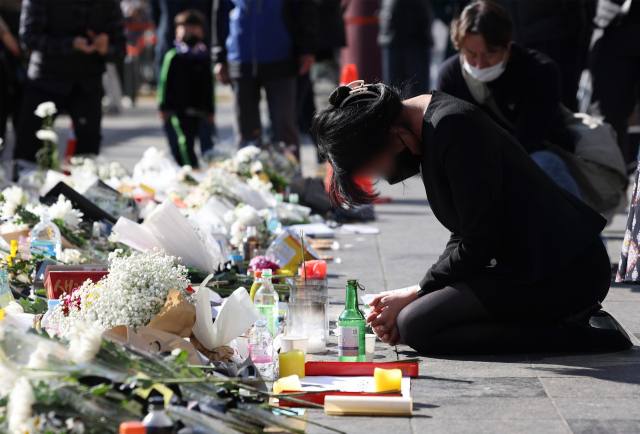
[{"left": 7, "top": 85, "right": 640, "bottom": 434}]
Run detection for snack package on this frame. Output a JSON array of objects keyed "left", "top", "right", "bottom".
[{"left": 265, "top": 229, "right": 321, "bottom": 273}]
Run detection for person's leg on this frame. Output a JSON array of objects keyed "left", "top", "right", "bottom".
[
  {"left": 170, "top": 113, "right": 198, "bottom": 168},
  {"left": 163, "top": 119, "right": 182, "bottom": 163},
  {"left": 589, "top": 29, "right": 640, "bottom": 163},
  {"left": 230, "top": 77, "right": 262, "bottom": 147},
  {"left": 263, "top": 75, "right": 300, "bottom": 154},
  {"left": 198, "top": 118, "right": 214, "bottom": 156},
  {"left": 403, "top": 46, "right": 431, "bottom": 97},
  {"left": 382, "top": 47, "right": 404, "bottom": 91},
  {"left": 396, "top": 283, "right": 597, "bottom": 355},
  {"left": 15, "top": 84, "right": 64, "bottom": 161},
  {"left": 530, "top": 150, "right": 582, "bottom": 199},
  {"left": 66, "top": 84, "right": 103, "bottom": 155}
]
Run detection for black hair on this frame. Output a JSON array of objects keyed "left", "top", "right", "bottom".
[
  {"left": 311, "top": 83, "right": 404, "bottom": 208},
  {"left": 174, "top": 8, "right": 207, "bottom": 28},
  {"left": 451, "top": 0, "right": 513, "bottom": 50}
]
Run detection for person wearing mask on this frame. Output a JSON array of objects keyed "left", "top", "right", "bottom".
[
  {"left": 311, "top": 80, "right": 632, "bottom": 354},
  {"left": 16, "top": 0, "right": 125, "bottom": 160},
  {"left": 149, "top": 0, "right": 215, "bottom": 159},
  {"left": 589, "top": 0, "right": 640, "bottom": 164},
  {"left": 437, "top": 0, "right": 581, "bottom": 199},
  {"left": 157, "top": 9, "right": 214, "bottom": 169},
  {"left": 378, "top": 0, "right": 433, "bottom": 98},
  {"left": 212, "top": 0, "right": 318, "bottom": 157},
  {"left": 494, "top": 0, "right": 589, "bottom": 111}
]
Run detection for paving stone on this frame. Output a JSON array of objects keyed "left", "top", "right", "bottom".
[
  {"left": 410, "top": 397, "right": 559, "bottom": 420},
  {"left": 567, "top": 419, "right": 640, "bottom": 434},
  {"left": 541, "top": 375, "right": 640, "bottom": 398},
  {"left": 410, "top": 418, "right": 568, "bottom": 434},
  {"left": 553, "top": 398, "right": 640, "bottom": 420},
  {"left": 410, "top": 377, "right": 546, "bottom": 398},
  {"left": 304, "top": 411, "right": 412, "bottom": 434}
]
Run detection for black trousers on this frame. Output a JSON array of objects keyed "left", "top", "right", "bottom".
[
  {"left": 15, "top": 81, "right": 103, "bottom": 161},
  {"left": 589, "top": 22, "right": 640, "bottom": 163},
  {"left": 169, "top": 113, "right": 200, "bottom": 169}
]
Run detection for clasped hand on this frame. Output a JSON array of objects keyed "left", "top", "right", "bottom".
[
  {"left": 366, "top": 285, "right": 420, "bottom": 346},
  {"left": 73, "top": 30, "right": 109, "bottom": 55}
]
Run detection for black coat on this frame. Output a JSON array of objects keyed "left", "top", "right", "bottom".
[
  {"left": 377, "top": 0, "right": 433, "bottom": 48},
  {"left": 437, "top": 43, "right": 574, "bottom": 155},
  {"left": 417, "top": 91, "right": 606, "bottom": 296}
]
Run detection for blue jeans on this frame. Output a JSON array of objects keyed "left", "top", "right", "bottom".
[
  {"left": 530, "top": 150, "right": 582, "bottom": 199},
  {"left": 382, "top": 46, "right": 431, "bottom": 98}
]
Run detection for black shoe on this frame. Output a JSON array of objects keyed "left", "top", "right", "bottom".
[{"left": 559, "top": 302, "right": 633, "bottom": 351}]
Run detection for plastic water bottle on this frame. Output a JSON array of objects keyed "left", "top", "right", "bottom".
[
  {"left": 266, "top": 206, "right": 280, "bottom": 232},
  {"left": 29, "top": 211, "right": 61, "bottom": 260},
  {"left": 142, "top": 396, "right": 175, "bottom": 433},
  {"left": 253, "top": 268, "right": 279, "bottom": 336},
  {"left": 0, "top": 270, "right": 15, "bottom": 309},
  {"left": 249, "top": 318, "right": 274, "bottom": 380}
]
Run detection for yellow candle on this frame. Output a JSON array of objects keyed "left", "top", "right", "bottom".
[
  {"left": 374, "top": 368, "right": 402, "bottom": 392},
  {"left": 279, "top": 349, "right": 305, "bottom": 379},
  {"left": 273, "top": 375, "right": 302, "bottom": 394}
]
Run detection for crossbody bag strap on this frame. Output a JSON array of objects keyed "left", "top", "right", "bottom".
[{"left": 484, "top": 93, "right": 516, "bottom": 130}]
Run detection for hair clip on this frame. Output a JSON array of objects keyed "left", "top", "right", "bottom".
[{"left": 340, "top": 80, "right": 379, "bottom": 108}]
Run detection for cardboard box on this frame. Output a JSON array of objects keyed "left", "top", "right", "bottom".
[{"left": 44, "top": 265, "right": 109, "bottom": 299}]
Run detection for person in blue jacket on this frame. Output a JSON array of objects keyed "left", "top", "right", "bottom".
[{"left": 212, "top": 0, "right": 317, "bottom": 157}]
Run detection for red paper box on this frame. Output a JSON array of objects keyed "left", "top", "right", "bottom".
[{"left": 45, "top": 271, "right": 109, "bottom": 299}]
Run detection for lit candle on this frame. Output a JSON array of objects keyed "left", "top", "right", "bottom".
[
  {"left": 273, "top": 375, "right": 302, "bottom": 394},
  {"left": 374, "top": 368, "right": 402, "bottom": 393},
  {"left": 279, "top": 349, "right": 305, "bottom": 379}
]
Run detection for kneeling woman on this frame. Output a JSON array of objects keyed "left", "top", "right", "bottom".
[{"left": 313, "top": 82, "right": 632, "bottom": 354}]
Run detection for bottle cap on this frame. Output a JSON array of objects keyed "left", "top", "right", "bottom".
[
  {"left": 262, "top": 269, "right": 272, "bottom": 277},
  {"left": 120, "top": 421, "right": 146, "bottom": 434},
  {"left": 148, "top": 396, "right": 165, "bottom": 411},
  {"left": 254, "top": 270, "right": 262, "bottom": 278},
  {"left": 255, "top": 318, "right": 267, "bottom": 327}
]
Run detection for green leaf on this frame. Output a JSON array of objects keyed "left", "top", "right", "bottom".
[{"left": 89, "top": 383, "right": 113, "bottom": 396}]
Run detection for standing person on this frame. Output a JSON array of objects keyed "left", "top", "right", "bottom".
[
  {"left": 589, "top": 0, "right": 640, "bottom": 164},
  {"left": 378, "top": 0, "right": 433, "bottom": 98},
  {"left": 437, "top": 0, "right": 582, "bottom": 199},
  {"left": 16, "top": 0, "right": 125, "bottom": 161},
  {"left": 157, "top": 9, "right": 214, "bottom": 169},
  {"left": 495, "top": 0, "right": 589, "bottom": 111},
  {"left": 312, "top": 80, "right": 632, "bottom": 355},
  {"left": 212, "top": 0, "right": 318, "bottom": 157},
  {"left": 0, "top": 8, "right": 24, "bottom": 148},
  {"left": 149, "top": 0, "right": 215, "bottom": 158}
]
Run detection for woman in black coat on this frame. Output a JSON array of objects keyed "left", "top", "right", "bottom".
[{"left": 312, "top": 80, "right": 632, "bottom": 354}]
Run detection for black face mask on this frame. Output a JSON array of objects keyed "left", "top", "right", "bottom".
[
  {"left": 182, "top": 33, "right": 201, "bottom": 47},
  {"left": 385, "top": 137, "right": 422, "bottom": 185}
]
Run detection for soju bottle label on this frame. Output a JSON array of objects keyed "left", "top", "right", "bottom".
[{"left": 338, "top": 326, "right": 360, "bottom": 357}]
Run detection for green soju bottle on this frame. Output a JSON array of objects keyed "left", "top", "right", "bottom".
[{"left": 338, "top": 279, "right": 366, "bottom": 362}]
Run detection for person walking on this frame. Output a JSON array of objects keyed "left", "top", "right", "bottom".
[
  {"left": 212, "top": 0, "right": 318, "bottom": 157},
  {"left": 437, "top": 0, "right": 582, "bottom": 199},
  {"left": 157, "top": 9, "right": 214, "bottom": 169},
  {"left": 589, "top": 0, "right": 640, "bottom": 164},
  {"left": 312, "top": 80, "right": 632, "bottom": 355},
  {"left": 16, "top": 0, "right": 125, "bottom": 161},
  {"left": 378, "top": 0, "right": 434, "bottom": 98}
]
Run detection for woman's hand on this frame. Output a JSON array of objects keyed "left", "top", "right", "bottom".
[{"left": 366, "top": 286, "right": 419, "bottom": 346}]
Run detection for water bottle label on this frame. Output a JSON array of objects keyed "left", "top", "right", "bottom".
[
  {"left": 30, "top": 241, "right": 59, "bottom": 259},
  {"left": 338, "top": 326, "right": 360, "bottom": 357},
  {"left": 256, "top": 305, "right": 279, "bottom": 336}
]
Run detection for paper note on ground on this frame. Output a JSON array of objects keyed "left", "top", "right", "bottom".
[{"left": 300, "top": 376, "right": 410, "bottom": 398}]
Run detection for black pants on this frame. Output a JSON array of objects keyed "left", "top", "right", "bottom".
[
  {"left": 169, "top": 113, "right": 200, "bottom": 169},
  {"left": 589, "top": 21, "right": 640, "bottom": 163},
  {"left": 527, "top": 35, "right": 585, "bottom": 112},
  {"left": 15, "top": 81, "right": 103, "bottom": 161},
  {"left": 397, "top": 238, "right": 611, "bottom": 355}
]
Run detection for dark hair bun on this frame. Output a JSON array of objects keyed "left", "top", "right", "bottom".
[{"left": 328, "top": 86, "right": 352, "bottom": 107}]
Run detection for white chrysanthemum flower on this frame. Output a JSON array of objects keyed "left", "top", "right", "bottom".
[
  {"left": 7, "top": 377, "right": 35, "bottom": 434},
  {"left": 247, "top": 174, "right": 273, "bottom": 194},
  {"left": 60, "top": 249, "right": 84, "bottom": 265},
  {"left": 26, "top": 342, "right": 53, "bottom": 369},
  {"left": 68, "top": 321, "right": 102, "bottom": 364},
  {"left": 15, "top": 273, "right": 30, "bottom": 284},
  {"left": 0, "top": 186, "right": 30, "bottom": 219},
  {"left": 235, "top": 145, "right": 261, "bottom": 163},
  {"left": 34, "top": 101, "right": 57, "bottom": 118},
  {"left": 35, "top": 129, "right": 58, "bottom": 143},
  {"left": 4, "top": 301, "right": 24, "bottom": 315},
  {"left": 250, "top": 160, "right": 264, "bottom": 173},
  {"left": 48, "top": 194, "right": 83, "bottom": 229}
]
